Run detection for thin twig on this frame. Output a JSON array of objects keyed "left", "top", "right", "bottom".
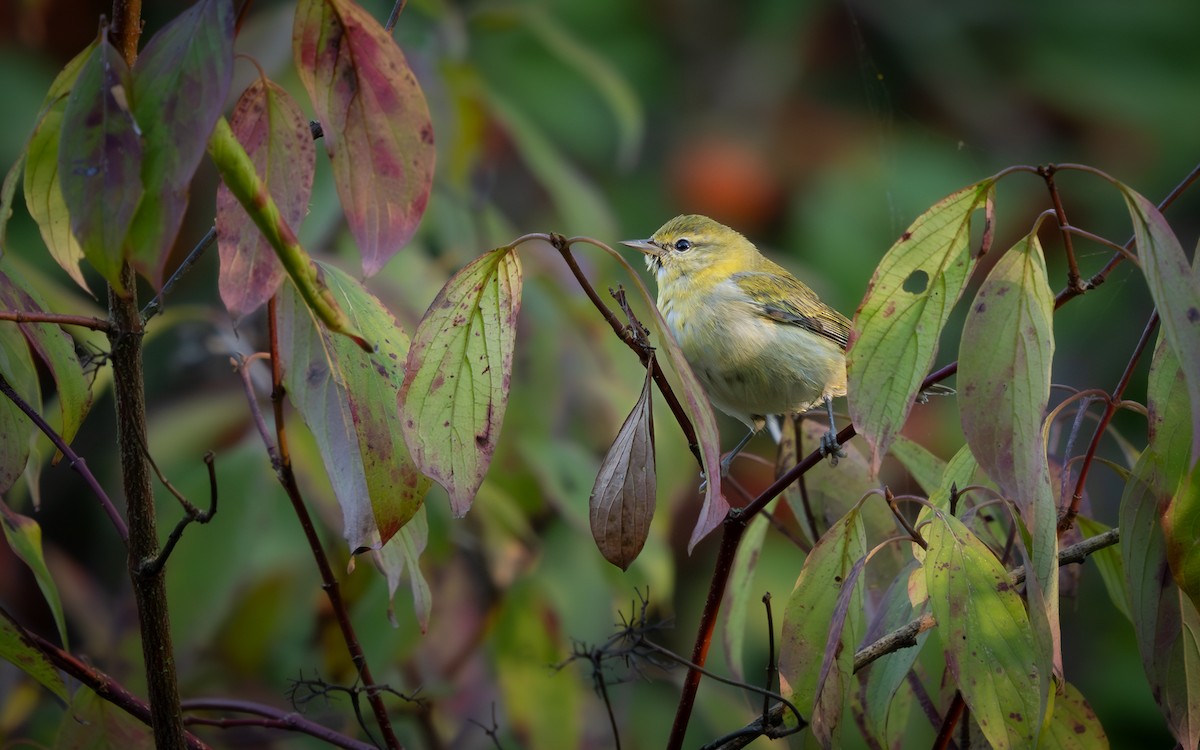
[
  {"left": 933, "top": 691, "right": 966, "bottom": 750},
  {"left": 0, "top": 310, "right": 111, "bottom": 331},
  {"left": 182, "top": 698, "right": 376, "bottom": 750},
  {"left": 140, "top": 452, "right": 218, "bottom": 576},
  {"left": 1037, "top": 166, "right": 1086, "bottom": 295},
  {"left": 384, "top": 0, "right": 407, "bottom": 32},
  {"left": 884, "top": 486, "right": 926, "bottom": 549},
  {"left": 0, "top": 371, "right": 128, "bottom": 542},
  {"left": 231, "top": 352, "right": 280, "bottom": 467},
  {"left": 142, "top": 226, "right": 218, "bottom": 321},
  {"left": 761, "top": 593, "right": 776, "bottom": 721},
  {"left": 266, "top": 297, "right": 402, "bottom": 750}
]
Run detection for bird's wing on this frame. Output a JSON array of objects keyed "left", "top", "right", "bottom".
[{"left": 731, "top": 271, "right": 852, "bottom": 350}]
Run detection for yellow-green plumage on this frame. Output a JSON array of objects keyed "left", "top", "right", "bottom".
[{"left": 622, "top": 214, "right": 850, "bottom": 463}]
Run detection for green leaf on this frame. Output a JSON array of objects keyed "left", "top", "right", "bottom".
[
  {"left": 1123, "top": 335, "right": 1200, "bottom": 749},
  {"left": 0, "top": 606, "right": 66, "bottom": 701},
  {"left": 0, "top": 262, "right": 92, "bottom": 448},
  {"left": 1077, "top": 515, "right": 1130, "bottom": 621},
  {"left": 0, "top": 322, "right": 39, "bottom": 493},
  {"left": 847, "top": 180, "right": 994, "bottom": 474},
  {"left": 958, "top": 230, "right": 1060, "bottom": 688},
  {"left": 293, "top": 0, "right": 435, "bottom": 277},
  {"left": 0, "top": 500, "right": 68, "bottom": 648},
  {"left": 399, "top": 247, "right": 522, "bottom": 517},
  {"left": 277, "top": 262, "right": 430, "bottom": 551},
  {"left": 368, "top": 505, "right": 430, "bottom": 632},
  {"left": 721, "top": 498, "right": 774, "bottom": 682},
  {"left": 778, "top": 506, "right": 866, "bottom": 744},
  {"left": 216, "top": 77, "right": 315, "bottom": 324},
  {"left": 1041, "top": 681, "right": 1110, "bottom": 749},
  {"left": 924, "top": 509, "right": 1042, "bottom": 750},
  {"left": 128, "top": 0, "right": 235, "bottom": 287},
  {"left": 8, "top": 41, "right": 96, "bottom": 293},
  {"left": 1164, "top": 464, "right": 1200, "bottom": 613},
  {"left": 590, "top": 365, "right": 656, "bottom": 570},
  {"left": 56, "top": 685, "right": 152, "bottom": 749},
  {"left": 1118, "top": 184, "right": 1200, "bottom": 464},
  {"left": 56, "top": 34, "right": 142, "bottom": 294},
  {"left": 888, "top": 434, "right": 947, "bottom": 495}
]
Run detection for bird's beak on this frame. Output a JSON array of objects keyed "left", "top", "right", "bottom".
[{"left": 620, "top": 238, "right": 661, "bottom": 256}]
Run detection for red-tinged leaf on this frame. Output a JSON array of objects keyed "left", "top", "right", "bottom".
[
  {"left": 0, "top": 608, "right": 66, "bottom": 701},
  {"left": 128, "top": 0, "right": 234, "bottom": 287},
  {"left": 294, "top": 0, "right": 435, "bottom": 276},
  {"left": 399, "top": 247, "right": 521, "bottom": 517},
  {"left": 217, "top": 78, "right": 315, "bottom": 323},
  {"left": 958, "top": 231, "right": 1060, "bottom": 685},
  {"left": 0, "top": 323, "right": 39, "bottom": 493},
  {"left": 1119, "top": 185, "right": 1200, "bottom": 464},
  {"left": 1123, "top": 336, "right": 1200, "bottom": 749},
  {"left": 0, "top": 263, "right": 92, "bottom": 449},
  {"left": 0, "top": 500, "right": 68, "bottom": 648},
  {"left": 779, "top": 507, "right": 866, "bottom": 745},
  {"left": 1042, "top": 681, "right": 1110, "bottom": 750},
  {"left": 924, "top": 509, "right": 1042, "bottom": 750},
  {"left": 14, "top": 42, "right": 96, "bottom": 293},
  {"left": 57, "top": 686, "right": 151, "bottom": 749},
  {"left": 847, "top": 180, "right": 995, "bottom": 474},
  {"left": 590, "top": 365, "right": 656, "bottom": 570},
  {"left": 56, "top": 34, "right": 142, "bottom": 294},
  {"left": 369, "top": 505, "right": 430, "bottom": 632},
  {"left": 277, "top": 262, "right": 430, "bottom": 551}
]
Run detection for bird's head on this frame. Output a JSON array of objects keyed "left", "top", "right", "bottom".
[{"left": 621, "top": 215, "right": 759, "bottom": 282}]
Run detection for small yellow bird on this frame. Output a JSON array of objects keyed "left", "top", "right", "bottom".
[{"left": 622, "top": 215, "right": 850, "bottom": 472}]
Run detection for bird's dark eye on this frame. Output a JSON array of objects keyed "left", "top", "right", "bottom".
[{"left": 674, "top": 238, "right": 692, "bottom": 252}]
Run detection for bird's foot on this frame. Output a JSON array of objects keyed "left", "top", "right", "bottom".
[{"left": 819, "top": 430, "right": 845, "bottom": 467}]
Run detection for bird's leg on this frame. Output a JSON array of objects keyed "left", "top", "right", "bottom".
[
  {"left": 720, "top": 427, "right": 757, "bottom": 475},
  {"left": 818, "top": 396, "right": 845, "bottom": 466}
]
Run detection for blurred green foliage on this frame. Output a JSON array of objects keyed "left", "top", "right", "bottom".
[{"left": 1, "top": 0, "right": 1197, "bottom": 746}]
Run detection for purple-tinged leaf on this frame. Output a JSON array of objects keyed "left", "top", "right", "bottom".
[
  {"left": 779, "top": 506, "right": 866, "bottom": 746},
  {"left": 1119, "top": 185, "right": 1200, "bottom": 465},
  {"left": 369, "top": 505, "right": 430, "bottom": 632},
  {"left": 128, "top": 0, "right": 234, "bottom": 288},
  {"left": 1123, "top": 336, "right": 1200, "bottom": 749},
  {"left": 294, "top": 0, "right": 435, "bottom": 276},
  {"left": 0, "top": 608, "right": 66, "bottom": 701},
  {"left": 924, "top": 508, "right": 1042, "bottom": 750},
  {"left": 399, "top": 247, "right": 521, "bottom": 517},
  {"left": 0, "top": 264, "right": 91, "bottom": 448},
  {"left": 590, "top": 364, "right": 656, "bottom": 570},
  {"left": 0, "top": 322, "right": 39, "bottom": 493},
  {"left": 277, "top": 262, "right": 430, "bottom": 551},
  {"left": 217, "top": 78, "right": 315, "bottom": 324},
  {"left": 0, "top": 500, "right": 68, "bottom": 648},
  {"left": 848, "top": 180, "right": 995, "bottom": 474},
  {"left": 11, "top": 42, "right": 96, "bottom": 293},
  {"left": 57, "top": 34, "right": 142, "bottom": 294}
]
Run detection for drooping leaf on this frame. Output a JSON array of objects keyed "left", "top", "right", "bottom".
[
  {"left": 958, "top": 230, "right": 1060, "bottom": 687},
  {"left": 0, "top": 263, "right": 91, "bottom": 448},
  {"left": 924, "top": 508, "right": 1042, "bottom": 750},
  {"left": 779, "top": 506, "right": 866, "bottom": 746},
  {"left": 0, "top": 323, "right": 39, "bottom": 493},
  {"left": 217, "top": 77, "right": 315, "bottom": 324},
  {"left": 369, "top": 505, "right": 430, "bottom": 632},
  {"left": 293, "top": 0, "right": 435, "bottom": 276},
  {"left": 128, "top": 0, "right": 235, "bottom": 287},
  {"left": 847, "top": 180, "right": 995, "bottom": 474},
  {"left": 888, "top": 434, "right": 947, "bottom": 495},
  {"left": 399, "top": 247, "right": 522, "bottom": 517},
  {"left": 1041, "top": 681, "right": 1110, "bottom": 750},
  {"left": 0, "top": 501, "right": 68, "bottom": 648},
  {"left": 1118, "top": 184, "right": 1200, "bottom": 464},
  {"left": 0, "top": 606, "right": 66, "bottom": 701},
  {"left": 1123, "top": 336, "right": 1200, "bottom": 749},
  {"left": 14, "top": 41, "right": 96, "bottom": 293},
  {"left": 721, "top": 498, "right": 774, "bottom": 682},
  {"left": 56, "top": 33, "right": 142, "bottom": 294},
  {"left": 209, "top": 117, "right": 369, "bottom": 350},
  {"left": 56, "top": 686, "right": 152, "bottom": 749},
  {"left": 590, "top": 364, "right": 656, "bottom": 570},
  {"left": 277, "top": 262, "right": 430, "bottom": 551}
]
